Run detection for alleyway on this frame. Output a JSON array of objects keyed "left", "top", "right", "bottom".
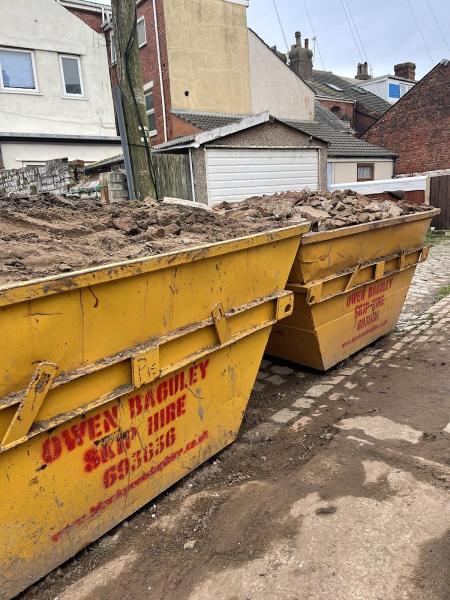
[{"left": 20, "top": 237, "right": 450, "bottom": 600}]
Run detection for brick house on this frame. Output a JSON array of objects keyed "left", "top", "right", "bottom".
[{"left": 363, "top": 59, "right": 450, "bottom": 175}]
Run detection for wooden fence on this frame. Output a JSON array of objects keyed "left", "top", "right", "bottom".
[
  {"left": 430, "top": 174, "right": 450, "bottom": 230},
  {"left": 151, "top": 153, "right": 192, "bottom": 201}
]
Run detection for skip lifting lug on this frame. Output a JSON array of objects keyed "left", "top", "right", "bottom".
[
  {"left": 211, "top": 303, "right": 231, "bottom": 344},
  {"left": 1, "top": 362, "right": 58, "bottom": 448}
]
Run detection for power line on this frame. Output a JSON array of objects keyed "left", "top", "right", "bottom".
[
  {"left": 302, "top": 0, "right": 326, "bottom": 70},
  {"left": 272, "top": 0, "right": 289, "bottom": 54},
  {"left": 425, "top": 0, "right": 450, "bottom": 54},
  {"left": 405, "top": 0, "right": 435, "bottom": 66},
  {"left": 339, "top": 0, "right": 364, "bottom": 62},
  {"left": 343, "top": 0, "right": 369, "bottom": 63}
]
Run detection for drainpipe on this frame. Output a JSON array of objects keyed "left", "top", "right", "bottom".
[
  {"left": 153, "top": 0, "right": 168, "bottom": 142},
  {"left": 189, "top": 148, "right": 196, "bottom": 202}
]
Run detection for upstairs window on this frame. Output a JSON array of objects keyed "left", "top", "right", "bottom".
[
  {"left": 137, "top": 17, "right": 147, "bottom": 47},
  {"left": 357, "top": 163, "right": 374, "bottom": 182},
  {"left": 0, "top": 48, "right": 37, "bottom": 92},
  {"left": 144, "top": 84, "right": 156, "bottom": 136},
  {"left": 59, "top": 55, "right": 84, "bottom": 97}
]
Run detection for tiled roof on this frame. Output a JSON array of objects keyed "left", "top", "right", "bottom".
[
  {"left": 285, "top": 120, "right": 396, "bottom": 157},
  {"left": 172, "top": 109, "right": 245, "bottom": 131},
  {"left": 309, "top": 70, "right": 392, "bottom": 116},
  {"left": 156, "top": 106, "right": 396, "bottom": 159}
]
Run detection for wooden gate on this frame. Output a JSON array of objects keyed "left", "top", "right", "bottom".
[
  {"left": 430, "top": 174, "right": 450, "bottom": 229},
  {"left": 152, "top": 153, "right": 193, "bottom": 201}
]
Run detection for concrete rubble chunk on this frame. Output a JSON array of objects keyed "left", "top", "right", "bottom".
[{"left": 297, "top": 206, "right": 330, "bottom": 221}]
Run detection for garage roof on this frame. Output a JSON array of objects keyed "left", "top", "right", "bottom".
[
  {"left": 160, "top": 104, "right": 396, "bottom": 159},
  {"left": 154, "top": 111, "right": 329, "bottom": 151}
]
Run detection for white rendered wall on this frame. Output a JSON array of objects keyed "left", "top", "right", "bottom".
[{"left": 0, "top": 0, "right": 116, "bottom": 138}]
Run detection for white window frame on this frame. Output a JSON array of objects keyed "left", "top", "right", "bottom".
[
  {"left": 137, "top": 16, "right": 147, "bottom": 48},
  {"left": 110, "top": 31, "right": 117, "bottom": 65},
  {"left": 144, "top": 81, "right": 157, "bottom": 137},
  {"left": 59, "top": 54, "right": 84, "bottom": 98},
  {"left": 0, "top": 47, "right": 39, "bottom": 94}
]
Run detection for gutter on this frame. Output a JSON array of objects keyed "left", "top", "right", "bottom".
[{"left": 0, "top": 133, "right": 121, "bottom": 143}]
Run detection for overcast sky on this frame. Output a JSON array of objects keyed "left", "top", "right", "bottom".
[
  {"left": 248, "top": 0, "right": 449, "bottom": 80},
  {"left": 97, "top": 0, "right": 449, "bottom": 80}
]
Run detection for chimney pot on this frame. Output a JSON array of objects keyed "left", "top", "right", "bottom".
[
  {"left": 304, "top": 38, "right": 309, "bottom": 49},
  {"left": 295, "top": 31, "right": 301, "bottom": 45}
]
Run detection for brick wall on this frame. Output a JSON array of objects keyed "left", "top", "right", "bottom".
[
  {"left": 355, "top": 103, "right": 379, "bottom": 136},
  {"left": 108, "top": 0, "right": 173, "bottom": 146},
  {"left": 64, "top": 7, "right": 104, "bottom": 33},
  {"left": 0, "top": 159, "right": 84, "bottom": 196},
  {"left": 363, "top": 61, "right": 450, "bottom": 175},
  {"left": 318, "top": 99, "right": 354, "bottom": 128}
]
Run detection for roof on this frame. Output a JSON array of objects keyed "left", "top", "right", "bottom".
[
  {"left": 357, "top": 74, "right": 416, "bottom": 85},
  {"left": 59, "top": 0, "right": 111, "bottom": 13},
  {"left": 171, "top": 109, "right": 246, "bottom": 132},
  {"left": 154, "top": 111, "right": 329, "bottom": 151},
  {"left": 308, "top": 69, "right": 392, "bottom": 116},
  {"left": 161, "top": 104, "right": 395, "bottom": 159}
]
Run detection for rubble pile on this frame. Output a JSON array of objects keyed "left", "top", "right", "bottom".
[
  {"left": 0, "top": 190, "right": 432, "bottom": 285},
  {"left": 214, "top": 189, "right": 431, "bottom": 231}
]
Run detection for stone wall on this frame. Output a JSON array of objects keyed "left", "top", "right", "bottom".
[{"left": 0, "top": 159, "right": 85, "bottom": 196}]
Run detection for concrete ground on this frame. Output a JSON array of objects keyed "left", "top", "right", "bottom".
[{"left": 19, "top": 237, "right": 450, "bottom": 600}]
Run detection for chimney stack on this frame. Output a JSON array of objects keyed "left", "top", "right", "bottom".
[
  {"left": 355, "top": 61, "right": 370, "bottom": 80},
  {"left": 271, "top": 45, "right": 287, "bottom": 64},
  {"left": 394, "top": 62, "right": 416, "bottom": 81},
  {"left": 289, "top": 31, "right": 313, "bottom": 81}
]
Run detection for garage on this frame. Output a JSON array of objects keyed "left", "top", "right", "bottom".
[
  {"left": 154, "top": 113, "right": 328, "bottom": 205},
  {"left": 205, "top": 147, "right": 319, "bottom": 204}
]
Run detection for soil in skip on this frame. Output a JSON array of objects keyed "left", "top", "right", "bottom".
[{"left": 0, "top": 191, "right": 432, "bottom": 285}]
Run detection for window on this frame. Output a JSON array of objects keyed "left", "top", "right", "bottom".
[
  {"left": 145, "top": 86, "right": 156, "bottom": 135},
  {"left": 388, "top": 83, "right": 400, "bottom": 98},
  {"left": 400, "top": 83, "right": 409, "bottom": 97},
  {"left": 357, "top": 163, "right": 374, "bottom": 182},
  {"left": 326, "top": 83, "right": 343, "bottom": 91},
  {"left": 110, "top": 32, "right": 116, "bottom": 65},
  {"left": 59, "top": 55, "right": 84, "bottom": 97},
  {"left": 330, "top": 106, "right": 342, "bottom": 118},
  {"left": 137, "top": 17, "right": 147, "bottom": 47},
  {"left": 0, "top": 48, "right": 37, "bottom": 92}
]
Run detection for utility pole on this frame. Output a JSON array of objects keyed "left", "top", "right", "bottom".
[{"left": 111, "top": 0, "right": 157, "bottom": 200}]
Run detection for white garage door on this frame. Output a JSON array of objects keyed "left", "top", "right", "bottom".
[{"left": 205, "top": 147, "right": 318, "bottom": 204}]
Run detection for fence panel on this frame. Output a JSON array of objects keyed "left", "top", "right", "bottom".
[
  {"left": 430, "top": 174, "right": 450, "bottom": 229},
  {"left": 152, "top": 153, "right": 192, "bottom": 201}
]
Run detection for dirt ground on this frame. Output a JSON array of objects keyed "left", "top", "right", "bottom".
[{"left": 18, "top": 288, "right": 450, "bottom": 599}]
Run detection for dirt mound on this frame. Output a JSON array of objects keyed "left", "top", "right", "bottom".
[
  {"left": 215, "top": 189, "right": 432, "bottom": 230},
  {"left": 0, "top": 191, "right": 432, "bottom": 285}
]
